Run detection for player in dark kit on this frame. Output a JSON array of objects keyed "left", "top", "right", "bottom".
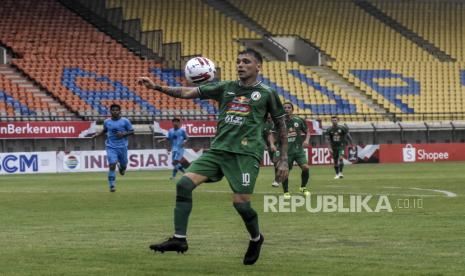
[
  {"left": 325, "top": 116, "right": 353, "bottom": 179},
  {"left": 277, "top": 102, "right": 311, "bottom": 198},
  {"left": 138, "top": 49, "right": 289, "bottom": 265}
]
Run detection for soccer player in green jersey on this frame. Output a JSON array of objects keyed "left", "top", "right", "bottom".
[
  {"left": 275, "top": 102, "right": 311, "bottom": 198},
  {"left": 325, "top": 116, "right": 353, "bottom": 179},
  {"left": 138, "top": 49, "right": 289, "bottom": 265}
]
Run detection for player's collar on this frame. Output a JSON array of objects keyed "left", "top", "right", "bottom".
[{"left": 238, "top": 80, "right": 262, "bottom": 87}]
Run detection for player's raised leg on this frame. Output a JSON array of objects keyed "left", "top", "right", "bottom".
[{"left": 149, "top": 173, "right": 205, "bottom": 253}]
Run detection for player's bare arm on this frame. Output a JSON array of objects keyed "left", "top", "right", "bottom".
[
  {"left": 116, "top": 130, "right": 134, "bottom": 138},
  {"left": 137, "top": 77, "right": 199, "bottom": 99},
  {"left": 303, "top": 127, "right": 311, "bottom": 148},
  {"left": 92, "top": 127, "right": 107, "bottom": 139},
  {"left": 273, "top": 116, "right": 289, "bottom": 182},
  {"left": 268, "top": 132, "right": 277, "bottom": 152}
]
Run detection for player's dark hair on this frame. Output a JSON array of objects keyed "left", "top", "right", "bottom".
[
  {"left": 331, "top": 115, "right": 338, "bottom": 119},
  {"left": 283, "top": 101, "right": 294, "bottom": 110},
  {"left": 172, "top": 117, "right": 181, "bottom": 122},
  {"left": 238, "top": 48, "right": 263, "bottom": 64},
  {"left": 110, "top": 104, "right": 121, "bottom": 110}
]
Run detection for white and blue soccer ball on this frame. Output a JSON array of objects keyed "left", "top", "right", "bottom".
[{"left": 184, "top": 57, "right": 216, "bottom": 85}]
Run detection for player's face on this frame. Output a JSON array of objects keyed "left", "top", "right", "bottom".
[
  {"left": 236, "top": 54, "right": 261, "bottom": 82},
  {"left": 284, "top": 104, "right": 293, "bottom": 116},
  {"left": 266, "top": 114, "right": 272, "bottom": 123},
  {"left": 172, "top": 120, "right": 181, "bottom": 129},
  {"left": 110, "top": 107, "right": 121, "bottom": 119},
  {"left": 331, "top": 117, "right": 339, "bottom": 126}
]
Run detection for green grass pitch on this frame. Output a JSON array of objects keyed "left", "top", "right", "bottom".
[{"left": 1, "top": 162, "right": 465, "bottom": 275}]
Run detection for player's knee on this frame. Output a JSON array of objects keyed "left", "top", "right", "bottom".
[
  {"left": 172, "top": 160, "right": 179, "bottom": 166},
  {"left": 233, "top": 201, "right": 257, "bottom": 221},
  {"left": 176, "top": 176, "right": 197, "bottom": 200}
]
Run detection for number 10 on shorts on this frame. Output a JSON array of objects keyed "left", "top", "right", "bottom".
[{"left": 242, "top": 173, "right": 250, "bottom": 186}]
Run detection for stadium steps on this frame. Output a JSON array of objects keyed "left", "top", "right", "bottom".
[
  {"left": 309, "top": 66, "right": 393, "bottom": 120},
  {"left": 353, "top": 0, "right": 456, "bottom": 62},
  {"left": 76, "top": 0, "right": 165, "bottom": 61},
  {"left": 202, "top": 0, "right": 270, "bottom": 36},
  {"left": 237, "top": 39, "right": 281, "bottom": 61},
  {"left": 57, "top": 0, "right": 162, "bottom": 62},
  {"left": 0, "top": 64, "right": 78, "bottom": 118}
]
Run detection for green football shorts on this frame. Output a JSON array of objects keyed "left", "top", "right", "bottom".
[
  {"left": 186, "top": 149, "right": 260, "bottom": 194},
  {"left": 288, "top": 150, "right": 308, "bottom": 170},
  {"left": 331, "top": 145, "right": 345, "bottom": 161}
]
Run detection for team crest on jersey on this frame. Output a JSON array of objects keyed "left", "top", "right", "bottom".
[
  {"left": 294, "top": 122, "right": 299, "bottom": 128},
  {"left": 251, "top": 91, "right": 261, "bottom": 101}
]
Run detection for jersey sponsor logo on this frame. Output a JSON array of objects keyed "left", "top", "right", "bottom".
[
  {"left": 251, "top": 91, "right": 261, "bottom": 101},
  {"left": 226, "top": 91, "right": 236, "bottom": 96},
  {"left": 226, "top": 102, "right": 251, "bottom": 116},
  {"left": 232, "top": 96, "right": 250, "bottom": 104},
  {"left": 225, "top": 114, "right": 245, "bottom": 125}
]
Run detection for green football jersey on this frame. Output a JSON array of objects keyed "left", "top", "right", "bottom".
[
  {"left": 325, "top": 125, "right": 349, "bottom": 147},
  {"left": 198, "top": 80, "right": 285, "bottom": 161},
  {"left": 284, "top": 116, "right": 308, "bottom": 155}
]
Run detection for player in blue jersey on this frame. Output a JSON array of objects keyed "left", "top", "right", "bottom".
[
  {"left": 160, "top": 118, "right": 188, "bottom": 180},
  {"left": 93, "top": 104, "right": 134, "bottom": 192}
]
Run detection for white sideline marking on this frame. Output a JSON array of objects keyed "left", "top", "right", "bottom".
[
  {"left": 0, "top": 189, "right": 444, "bottom": 197},
  {"left": 410, "top": 187, "right": 457, "bottom": 198},
  {"left": 0, "top": 186, "right": 458, "bottom": 197}
]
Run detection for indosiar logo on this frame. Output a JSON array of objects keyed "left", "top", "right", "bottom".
[{"left": 0, "top": 154, "right": 38, "bottom": 173}]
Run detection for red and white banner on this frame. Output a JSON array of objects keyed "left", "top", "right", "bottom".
[
  {"left": 306, "top": 120, "right": 323, "bottom": 136},
  {"left": 380, "top": 143, "right": 465, "bottom": 163},
  {"left": 262, "top": 145, "right": 380, "bottom": 166},
  {"left": 154, "top": 119, "right": 322, "bottom": 137},
  {"left": 0, "top": 121, "right": 96, "bottom": 139},
  {"left": 153, "top": 120, "right": 217, "bottom": 137}
]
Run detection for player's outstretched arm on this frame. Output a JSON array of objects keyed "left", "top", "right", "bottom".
[
  {"left": 273, "top": 116, "right": 289, "bottom": 182},
  {"left": 137, "top": 77, "right": 199, "bottom": 99}
]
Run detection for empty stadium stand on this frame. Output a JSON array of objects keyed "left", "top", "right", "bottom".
[
  {"left": 228, "top": 0, "right": 465, "bottom": 121},
  {"left": 0, "top": 0, "right": 217, "bottom": 121},
  {"left": 1, "top": 0, "right": 465, "bottom": 123}
]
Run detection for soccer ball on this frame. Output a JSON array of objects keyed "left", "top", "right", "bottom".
[{"left": 184, "top": 57, "right": 216, "bottom": 85}]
